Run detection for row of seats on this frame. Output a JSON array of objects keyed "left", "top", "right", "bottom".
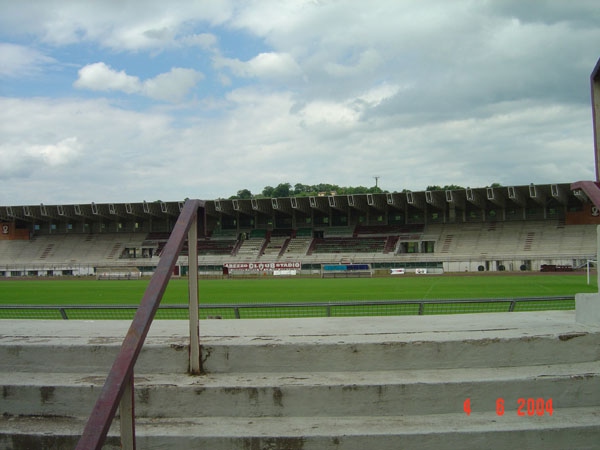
[
  {"left": 309, "top": 237, "right": 387, "bottom": 255},
  {"left": 0, "top": 233, "right": 145, "bottom": 265},
  {"left": 428, "top": 221, "right": 597, "bottom": 258},
  {"left": 0, "top": 221, "right": 596, "bottom": 267}
]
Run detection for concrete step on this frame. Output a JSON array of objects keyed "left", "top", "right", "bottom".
[
  {"left": 2, "top": 362, "right": 599, "bottom": 418},
  {"left": 2, "top": 312, "right": 599, "bottom": 374},
  {"left": 0, "top": 329, "right": 189, "bottom": 375},
  {"left": 1, "top": 313, "right": 599, "bottom": 449},
  {"left": 2, "top": 407, "right": 600, "bottom": 450},
  {"left": 200, "top": 330, "right": 600, "bottom": 373}
]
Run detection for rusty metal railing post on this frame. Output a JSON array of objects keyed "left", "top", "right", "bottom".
[
  {"left": 75, "top": 199, "right": 201, "bottom": 450},
  {"left": 119, "top": 372, "right": 136, "bottom": 449},
  {"left": 188, "top": 214, "right": 201, "bottom": 374}
]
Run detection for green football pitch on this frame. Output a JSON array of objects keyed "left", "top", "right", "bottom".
[{"left": 0, "top": 273, "right": 596, "bottom": 306}]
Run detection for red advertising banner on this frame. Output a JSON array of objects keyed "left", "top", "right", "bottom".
[
  {"left": 0, "top": 223, "right": 29, "bottom": 240},
  {"left": 565, "top": 205, "right": 600, "bottom": 224}
]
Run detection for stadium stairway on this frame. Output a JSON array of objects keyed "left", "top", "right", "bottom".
[{"left": 1, "top": 312, "right": 600, "bottom": 449}]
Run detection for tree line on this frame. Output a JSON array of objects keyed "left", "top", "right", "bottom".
[
  {"left": 230, "top": 183, "right": 384, "bottom": 199},
  {"left": 228, "top": 182, "right": 501, "bottom": 199}
]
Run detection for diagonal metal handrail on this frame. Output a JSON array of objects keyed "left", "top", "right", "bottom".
[{"left": 75, "top": 199, "right": 202, "bottom": 450}]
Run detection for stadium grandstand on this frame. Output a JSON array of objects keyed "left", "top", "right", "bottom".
[{"left": 1, "top": 182, "right": 597, "bottom": 277}]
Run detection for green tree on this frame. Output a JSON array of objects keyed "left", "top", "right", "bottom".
[
  {"left": 272, "top": 182, "right": 292, "bottom": 198},
  {"left": 237, "top": 189, "right": 253, "bottom": 199},
  {"left": 427, "top": 185, "right": 465, "bottom": 191},
  {"left": 262, "top": 186, "right": 275, "bottom": 198},
  {"left": 293, "top": 183, "right": 311, "bottom": 196},
  {"left": 367, "top": 186, "right": 383, "bottom": 194}
]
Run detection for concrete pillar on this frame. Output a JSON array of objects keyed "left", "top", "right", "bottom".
[{"left": 575, "top": 225, "right": 600, "bottom": 326}]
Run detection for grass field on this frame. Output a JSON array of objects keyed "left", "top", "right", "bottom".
[{"left": 0, "top": 273, "right": 596, "bottom": 306}]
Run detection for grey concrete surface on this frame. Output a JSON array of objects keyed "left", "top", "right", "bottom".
[
  {"left": 2, "top": 310, "right": 598, "bottom": 345},
  {"left": 2, "top": 361, "right": 600, "bottom": 418},
  {"left": 576, "top": 293, "right": 600, "bottom": 326},
  {"left": 2, "top": 408, "right": 600, "bottom": 450},
  {"left": 2, "top": 312, "right": 600, "bottom": 449},
  {"left": 4, "top": 311, "right": 599, "bottom": 374}
]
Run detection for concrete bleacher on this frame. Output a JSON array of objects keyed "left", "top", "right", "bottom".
[
  {"left": 309, "top": 237, "right": 387, "bottom": 255},
  {"left": 0, "top": 221, "right": 596, "bottom": 274},
  {"left": 354, "top": 224, "right": 425, "bottom": 237},
  {"left": 1, "top": 311, "right": 599, "bottom": 448},
  {"left": 235, "top": 238, "right": 265, "bottom": 260},
  {"left": 430, "top": 221, "right": 597, "bottom": 260},
  {"left": 261, "top": 236, "right": 290, "bottom": 260},
  {"left": 142, "top": 232, "right": 238, "bottom": 259},
  {"left": 322, "top": 226, "right": 354, "bottom": 238},
  {"left": 280, "top": 237, "right": 312, "bottom": 260},
  {"left": 0, "top": 233, "right": 146, "bottom": 267},
  {"left": 271, "top": 220, "right": 597, "bottom": 269},
  {"left": 198, "top": 239, "right": 237, "bottom": 256}
]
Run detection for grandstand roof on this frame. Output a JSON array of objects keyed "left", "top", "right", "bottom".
[
  {"left": 569, "top": 57, "right": 600, "bottom": 209},
  {"left": 0, "top": 183, "right": 582, "bottom": 225},
  {"left": 0, "top": 200, "right": 191, "bottom": 224}
]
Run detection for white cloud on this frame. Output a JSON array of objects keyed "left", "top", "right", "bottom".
[
  {"left": 0, "top": 82, "right": 594, "bottom": 206},
  {"left": 0, "top": 43, "right": 55, "bottom": 77},
  {"left": 297, "top": 100, "right": 360, "bottom": 128},
  {"left": 0, "top": 134, "right": 82, "bottom": 183},
  {"left": 74, "top": 62, "right": 202, "bottom": 102},
  {"left": 324, "top": 49, "right": 384, "bottom": 78},
  {"left": 215, "top": 52, "right": 303, "bottom": 80},
  {"left": 227, "top": 0, "right": 323, "bottom": 39},
  {"left": 1, "top": 1, "right": 599, "bottom": 205},
  {"left": 142, "top": 68, "right": 204, "bottom": 102},
  {"left": 0, "top": 1, "right": 234, "bottom": 51},
  {"left": 357, "top": 84, "right": 402, "bottom": 107},
  {"left": 74, "top": 62, "right": 140, "bottom": 93},
  {"left": 27, "top": 137, "right": 81, "bottom": 166},
  {"left": 0, "top": 97, "right": 178, "bottom": 202},
  {"left": 294, "top": 84, "right": 401, "bottom": 130},
  {"left": 245, "top": 52, "right": 303, "bottom": 79}
]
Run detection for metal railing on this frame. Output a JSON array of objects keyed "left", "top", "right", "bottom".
[
  {"left": 0, "top": 296, "right": 576, "bottom": 320},
  {"left": 74, "top": 199, "right": 202, "bottom": 450}
]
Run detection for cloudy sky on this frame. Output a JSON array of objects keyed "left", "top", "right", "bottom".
[{"left": 1, "top": 1, "right": 599, "bottom": 205}]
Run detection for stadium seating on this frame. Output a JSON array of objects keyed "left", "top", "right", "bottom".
[
  {"left": 235, "top": 238, "right": 265, "bottom": 260},
  {"left": 310, "top": 237, "right": 387, "bottom": 255},
  {"left": 429, "top": 221, "right": 597, "bottom": 259},
  {"left": 0, "top": 216, "right": 597, "bottom": 275},
  {"left": 280, "top": 237, "right": 312, "bottom": 260},
  {"left": 261, "top": 236, "right": 290, "bottom": 260},
  {"left": 0, "top": 233, "right": 146, "bottom": 266}
]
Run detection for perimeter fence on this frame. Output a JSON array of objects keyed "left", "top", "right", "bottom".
[{"left": 0, "top": 296, "right": 575, "bottom": 320}]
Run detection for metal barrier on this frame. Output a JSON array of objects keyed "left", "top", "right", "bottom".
[
  {"left": 74, "top": 199, "right": 202, "bottom": 450},
  {"left": 0, "top": 296, "right": 576, "bottom": 321}
]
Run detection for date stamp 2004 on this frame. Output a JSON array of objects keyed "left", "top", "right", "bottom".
[{"left": 463, "top": 398, "right": 553, "bottom": 416}]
